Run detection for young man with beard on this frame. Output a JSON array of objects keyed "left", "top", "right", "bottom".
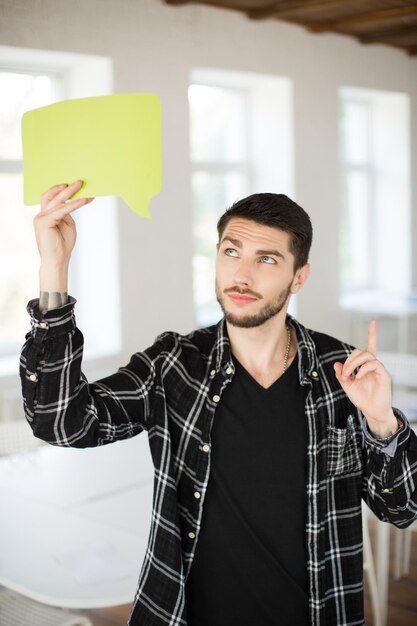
[{"left": 21, "top": 180, "right": 417, "bottom": 626}]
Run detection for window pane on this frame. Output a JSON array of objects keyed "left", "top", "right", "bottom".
[
  {"left": 189, "top": 85, "right": 247, "bottom": 163},
  {"left": 192, "top": 170, "right": 249, "bottom": 327},
  {"left": 0, "top": 72, "right": 57, "bottom": 160},
  {"left": 339, "top": 88, "right": 410, "bottom": 305},
  {"left": 0, "top": 173, "right": 38, "bottom": 355},
  {"left": 340, "top": 100, "right": 370, "bottom": 166},
  {"left": 340, "top": 170, "right": 371, "bottom": 291}
]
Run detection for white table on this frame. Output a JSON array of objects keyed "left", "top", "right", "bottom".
[{"left": 0, "top": 435, "right": 154, "bottom": 608}]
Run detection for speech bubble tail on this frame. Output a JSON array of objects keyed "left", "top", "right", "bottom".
[{"left": 123, "top": 197, "right": 153, "bottom": 219}]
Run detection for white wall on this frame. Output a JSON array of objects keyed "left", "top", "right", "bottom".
[{"left": 1, "top": 0, "right": 416, "bottom": 366}]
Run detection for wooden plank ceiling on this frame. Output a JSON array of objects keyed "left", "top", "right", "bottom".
[{"left": 163, "top": 0, "right": 417, "bottom": 55}]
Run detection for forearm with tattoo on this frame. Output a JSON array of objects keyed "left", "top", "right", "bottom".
[{"left": 39, "top": 291, "right": 68, "bottom": 313}]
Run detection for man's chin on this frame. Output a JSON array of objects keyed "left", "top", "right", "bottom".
[{"left": 224, "top": 311, "right": 269, "bottom": 329}]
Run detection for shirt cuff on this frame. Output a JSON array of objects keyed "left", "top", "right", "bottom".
[
  {"left": 361, "top": 408, "right": 408, "bottom": 458},
  {"left": 27, "top": 295, "right": 77, "bottom": 338}
]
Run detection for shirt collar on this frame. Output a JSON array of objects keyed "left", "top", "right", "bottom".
[
  {"left": 210, "top": 314, "right": 319, "bottom": 385},
  {"left": 286, "top": 314, "right": 320, "bottom": 385},
  {"left": 211, "top": 318, "right": 233, "bottom": 376}
]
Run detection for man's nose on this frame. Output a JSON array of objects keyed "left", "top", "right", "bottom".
[{"left": 233, "top": 259, "right": 253, "bottom": 286}]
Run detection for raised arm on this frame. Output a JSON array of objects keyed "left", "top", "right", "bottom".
[
  {"left": 34, "top": 179, "right": 94, "bottom": 310},
  {"left": 20, "top": 182, "right": 160, "bottom": 448},
  {"left": 334, "top": 321, "right": 417, "bottom": 526}
]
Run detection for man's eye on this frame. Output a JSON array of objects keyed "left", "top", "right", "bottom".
[
  {"left": 260, "top": 256, "right": 276, "bottom": 264},
  {"left": 225, "top": 248, "right": 238, "bottom": 257}
]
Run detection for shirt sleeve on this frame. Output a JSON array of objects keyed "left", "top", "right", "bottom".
[
  {"left": 361, "top": 408, "right": 406, "bottom": 458},
  {"left": 20, "top": 296, "right": 163, "bottom": 448},
  {"left": 361, "top": 408, "right": 417, "bottom": 527}
]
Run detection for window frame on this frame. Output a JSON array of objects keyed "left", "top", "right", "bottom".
[
  {"left": 339, "top": 86, "right": 411, "bottom": 308},
  {"left": 0, "top": 46, "right": 119, "bottom": 408}
]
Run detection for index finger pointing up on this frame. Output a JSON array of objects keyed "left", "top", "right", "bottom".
[{"left": 365, "top": 319, "right": 377, "bottom": 356}]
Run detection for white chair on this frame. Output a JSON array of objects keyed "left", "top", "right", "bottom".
[
  {"left": 362, "top": 503, "right": 383, "bottom": 626},
  {"left": 392, "top": 424, "right": 417, "bottom": 581},
  {"left": 0, "top": 588, "right": 93, "bottom": 626},
  {"left": 393, "top": 522, "right": 416, "bottom": 580},
  {"left": 376, "top": 353, "right": 417, "bottom": 583}
]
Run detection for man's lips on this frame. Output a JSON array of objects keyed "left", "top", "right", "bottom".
[{"left": 227, "top": 293, "right": 258, "bottom": 304}]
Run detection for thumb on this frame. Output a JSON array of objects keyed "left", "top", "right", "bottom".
[{"left": 333, "top": 362, "right": 344, "bottom": 382}]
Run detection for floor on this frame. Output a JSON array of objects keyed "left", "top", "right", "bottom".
[{"left": 80, "top": 524, "right": 417, "bottom": 625}]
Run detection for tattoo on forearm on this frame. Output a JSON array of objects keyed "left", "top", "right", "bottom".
[{"left": 39, "top": 291, "right": 68, "bottom": 312}]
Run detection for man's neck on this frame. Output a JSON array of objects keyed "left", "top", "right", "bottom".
[{"left": 226, "top": 310, "right": 296, "bottom": 375}]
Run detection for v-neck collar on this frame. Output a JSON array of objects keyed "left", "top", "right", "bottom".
[{"left": 232, "top": 351, "right": 299, "bottom": 392}]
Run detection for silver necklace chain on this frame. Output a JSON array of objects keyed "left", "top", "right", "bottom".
[{"left": 282, "top": 326, "right": 291, "bottom": 374}]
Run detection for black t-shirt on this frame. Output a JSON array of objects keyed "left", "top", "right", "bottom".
[{"left": 185, "top": 352, "right": 309, "bottom": 626}]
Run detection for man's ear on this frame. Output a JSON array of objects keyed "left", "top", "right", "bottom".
[
  {"left": 291, "top": 263, "right": 311, "bottom": 294},
  {"left": 216, "top": 242, "right": 219, "bottom": 252}
]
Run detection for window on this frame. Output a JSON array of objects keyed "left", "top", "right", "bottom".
[
  {"left": 189, "top": 69, "right": 294, "bottom": 327},
  {"left": 0, "top": 46, "right": 119, "bottom": 387},
  {"left": 0, "top": 70, "right": 62, "bottom": 370},
  {"left": 339, "top": 87, "right": 411, "bottom": 303}
]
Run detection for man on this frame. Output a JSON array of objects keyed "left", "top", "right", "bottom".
[{"left": 21, "top": 180, "right": 417, "bottom": 626}]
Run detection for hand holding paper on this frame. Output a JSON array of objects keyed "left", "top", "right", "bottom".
[
  {"left": 32, "top": 180, "right": 93, "bottom": 307},
  {"left": 34, "top": 179, "right": 92, "bottom": 265},
  {"left": 22, "top": 93, "right": 162, "bottom": 218}
]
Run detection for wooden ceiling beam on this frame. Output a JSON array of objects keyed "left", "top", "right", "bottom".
[
  {"left": 359, "top": 23, "right": 417, "bottom": 44},
  {"left": 164, "top": 0, "right": 194, "bottom": 5},
  {"left": 162, "top": 0, "right": 417, "bottom": 57},
  {"left": 247, "top": 0, "right": 363, "bottom": 20},
  {"left": 307, "top": 6, "right": 417, "bottom": 33}
]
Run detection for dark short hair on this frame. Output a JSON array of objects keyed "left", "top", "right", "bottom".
[{"left": 217, "top": 193, "right": 313, "bottom": 271}]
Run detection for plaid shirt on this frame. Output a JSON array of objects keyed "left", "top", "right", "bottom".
[{"left": 20, "top": 297, "right": 417, "bottom": 626}]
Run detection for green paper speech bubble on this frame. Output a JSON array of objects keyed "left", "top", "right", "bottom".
[{"left": 22, "top": 93, "right": 162, "bottom": 218}]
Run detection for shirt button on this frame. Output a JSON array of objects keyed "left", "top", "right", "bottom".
[
  {"left": 39, "top": 322, "right": 47, "bottom": 329},
  {"left": 209, "top": 369, "right": 216, "bottom": 378},
  {"left": 202, "top": 444, "right": 210, "bottom": 452},
  {"left": 188, "top": 531, "right": 196, "bottom": 539},
  {"left": 212, "top": 394, "right": 220, "bottom": 403},
  {"left": 225, "top": 366, "right": 233, "bottom": 375},
  {"left": 194, "top": 491, "right": 201, "bottom": 499},
  {"left": 29, "top": 374, "right": 37, "bottom": 382},
  {"left": 311, "top": 371, "right": 319, "bottom": 378}
]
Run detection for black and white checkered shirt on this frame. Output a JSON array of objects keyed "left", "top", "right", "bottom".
[{"left": 20, "top": 297, "right": 417, "bottom": 626}]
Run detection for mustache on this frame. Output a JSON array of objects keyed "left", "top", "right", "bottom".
[{"left": 224, "top": 287, "right": 263, "bottom": 299}]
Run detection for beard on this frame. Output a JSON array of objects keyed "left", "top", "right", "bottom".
[{"left": 215, "top": 280, "right": 292, "bottom": 328}]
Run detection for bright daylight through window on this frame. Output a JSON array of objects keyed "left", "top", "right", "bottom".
[
  {"left": 189, "top": 69, "right": 294, "bottom": 328},
  {"left": 0, "top": 70, "right": 61, "bottom": 370},
  {"left": 339, "top": 87, "right": 411, "bottom": 308},
  {"left": 0, "top": 47, "right": 119, "bottom": 385}
]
